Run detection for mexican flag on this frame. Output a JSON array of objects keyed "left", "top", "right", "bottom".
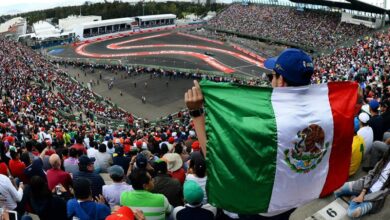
[{"left": 201, "top": 80, "right": 358, "bottom": 214}]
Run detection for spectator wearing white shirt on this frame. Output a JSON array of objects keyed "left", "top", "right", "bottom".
[
  {"left": 83, "top": 136, "right": 91, "bottom": 149},
  {"left": 95, "top": 144, "right": 113, "bottom": 173},
  {"left": 38, "top": 128, "right": 47, "bottom": 143},
  {"left": 358, "top": 112, "right": 374, "bottom": 157},
  {"left": 87, "top": 142, "right": 98, "bottom": 159},
  {"left": 186, "top": 157, "right": 207, "bottom": 204},
  {"left": 0, "top": 174, "right": 23, "bottom": 210}
]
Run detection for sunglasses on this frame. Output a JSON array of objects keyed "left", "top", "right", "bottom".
[{"left": 267, "top": 73, "right": 278, "bottom": 82}]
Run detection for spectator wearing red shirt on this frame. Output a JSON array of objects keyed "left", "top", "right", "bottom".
[
  {"left": 9, "top": 148, "right": 27, "bottom": 182},
  {"left": 44, "top": 140, "right": 56, "bottom": 156},
  {"left": 0, "top": 142, "right": 9, "bottom": 176},
  {"left": 3, "top": 136, "right": 15, "bottom": 146},
  {"left": 171, "top": 168, "right": 186, "bottom": 185},
  {"left": 55, "top": 128, "right": 64, "bottom": 142},
  {"left": 123, "top": 138, "right": 132, "bottom": 154},
  {"left": 163, "top": 153, "right": 185, "bottom": 185},
  {"left": 0, "top": 155, "right": 9, "bottom": 176},
  {"left": 46, "top": 154, "right": 72, "bottom": 192},
  {"left": 70, "top": 136, "right": 87, "bottom": 154}
]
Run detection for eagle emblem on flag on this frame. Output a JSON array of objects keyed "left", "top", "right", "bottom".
[{"left": 284, "top": 124, "right": 330, "bottom": 173}]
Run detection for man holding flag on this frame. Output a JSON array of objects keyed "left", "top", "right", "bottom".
[{"left": 185, "top": 48, "right": 357, "bottom": 219}]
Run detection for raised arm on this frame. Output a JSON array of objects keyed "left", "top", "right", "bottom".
[
  {"left": 184, "top": 80, "right": 207, "bottom": 156},
  {"left": 40, "top": 147, "right": 49, "bottom": 161}
]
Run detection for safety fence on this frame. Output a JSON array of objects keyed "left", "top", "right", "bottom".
[{"left": 48, "top": 56, "right": 257, "bottom": 82}]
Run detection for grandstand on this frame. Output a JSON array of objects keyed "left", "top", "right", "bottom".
[
  {"left": 59, "top": 15, "right": 102, "bottom": 33},
  {"left": 72, "top": 14, "right": 177, "bottom": 40},
  {"left": 135, "top": 14, "right": 176, "bottom": 29},
  {"left": 209, "top": 0, "right": 389, "bottom": 52},
  {"left": 75, "top": 17, "right": 135, "bottom": 39}
]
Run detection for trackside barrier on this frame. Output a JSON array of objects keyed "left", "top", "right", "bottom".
[
  {"left": 49, "top": 56, "right": 237, "bottom": 78},
  {"left": 176, "top": 32, "right": 225, "bottom": 45},
  {"left": 231, "top": 44, "right": 265, "bottom": 62}
]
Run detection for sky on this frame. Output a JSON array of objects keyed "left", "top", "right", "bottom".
[{"left": 0, "top": 0, "right": 388, "bottom": 16}]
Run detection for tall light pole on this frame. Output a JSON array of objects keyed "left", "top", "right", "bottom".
[
  {"left": 383, "top": 0, "right": 387, "bottom": 27},
  {"left": 142, "top": 0, "right": 145, "bottom": 16}
]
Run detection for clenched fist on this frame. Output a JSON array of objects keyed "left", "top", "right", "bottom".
[{"left": 185, "top": 80, "right": 204, "bottom": 110}]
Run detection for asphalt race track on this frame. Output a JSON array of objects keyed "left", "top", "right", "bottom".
[{"left": 55, "top": 30, "right": 267, "bottom": 77}]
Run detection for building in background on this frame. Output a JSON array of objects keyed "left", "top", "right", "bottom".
[
  {"left": 0, "top": 17, "right": 27, "bottom": 39},
  {"left": 59, "top": 15, "right": 102, "bottom": 32},
  {"left": 33, "top": 20, "right": 60, "bottom": 36}
]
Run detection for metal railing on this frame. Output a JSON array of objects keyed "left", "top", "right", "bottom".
[{"left": 48, "top": 56, "right": 258, "bottom": 82}]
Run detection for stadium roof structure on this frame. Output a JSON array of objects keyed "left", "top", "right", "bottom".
[
  {"left": 0, "top": 17, "right": 26, "bottom": 33},
  {"left": 290, "top": 0, "right": 390, "bottom": 14},
  {"left": 136, "top": 14, "right": 177, "bottom": 22}
]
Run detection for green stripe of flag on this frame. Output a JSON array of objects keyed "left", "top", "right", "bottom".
[{"left": 201, "top": 80, "right": 278, "bottom": 213}]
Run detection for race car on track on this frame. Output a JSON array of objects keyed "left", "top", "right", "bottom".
[{"left": 204, "top": 51, "right": 215, "bottom": 56}]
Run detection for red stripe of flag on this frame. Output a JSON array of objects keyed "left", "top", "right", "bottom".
[{"left": 320, "top": 82, "right": 358, "bottom": 197}]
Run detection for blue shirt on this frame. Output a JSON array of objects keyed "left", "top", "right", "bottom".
[{"left": 67, "top": 199, "right": 110, "bottom": 220}]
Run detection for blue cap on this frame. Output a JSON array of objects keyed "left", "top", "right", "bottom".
[
  {"left": 369, "top": 100, "right": 379, "bottom": 111},
  {"left": 354, "top": 117, "right": 360, "bottom": 133},
  {"left": 264, "top": 48, "right": 314, "bottom": 85},
  {"left": 78, "top": 155, "right": 95, "bottom": 166}
]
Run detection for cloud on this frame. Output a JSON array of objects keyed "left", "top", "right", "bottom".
[{"left": 0, "top": 0, "right": 102, "bottom": 15}]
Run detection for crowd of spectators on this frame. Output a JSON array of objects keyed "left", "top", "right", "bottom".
[
  {"left": 311, "top": 29, "right": 390, "bottom": 181},
  {"left": 0, "top": 34, "right": 210, "bottom": 220},
  {"left": 313, "top": 29, "right": 390, "bottom": 85},
  {"left": 0, "top": 36, "right": 266, "bottom": 220},
  {"left": 207, "top": 4, "right": 373, "bottom": 49},
  {"left": 0, "top": 39, "right": 134, "bottom": 124},
  {"left": 52, "top": 68, "right": 132, "bottom": 120}
]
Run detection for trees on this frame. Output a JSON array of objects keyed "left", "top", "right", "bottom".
[{"left": 0, "top": 2, "right": 228, "bottom": 25}]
